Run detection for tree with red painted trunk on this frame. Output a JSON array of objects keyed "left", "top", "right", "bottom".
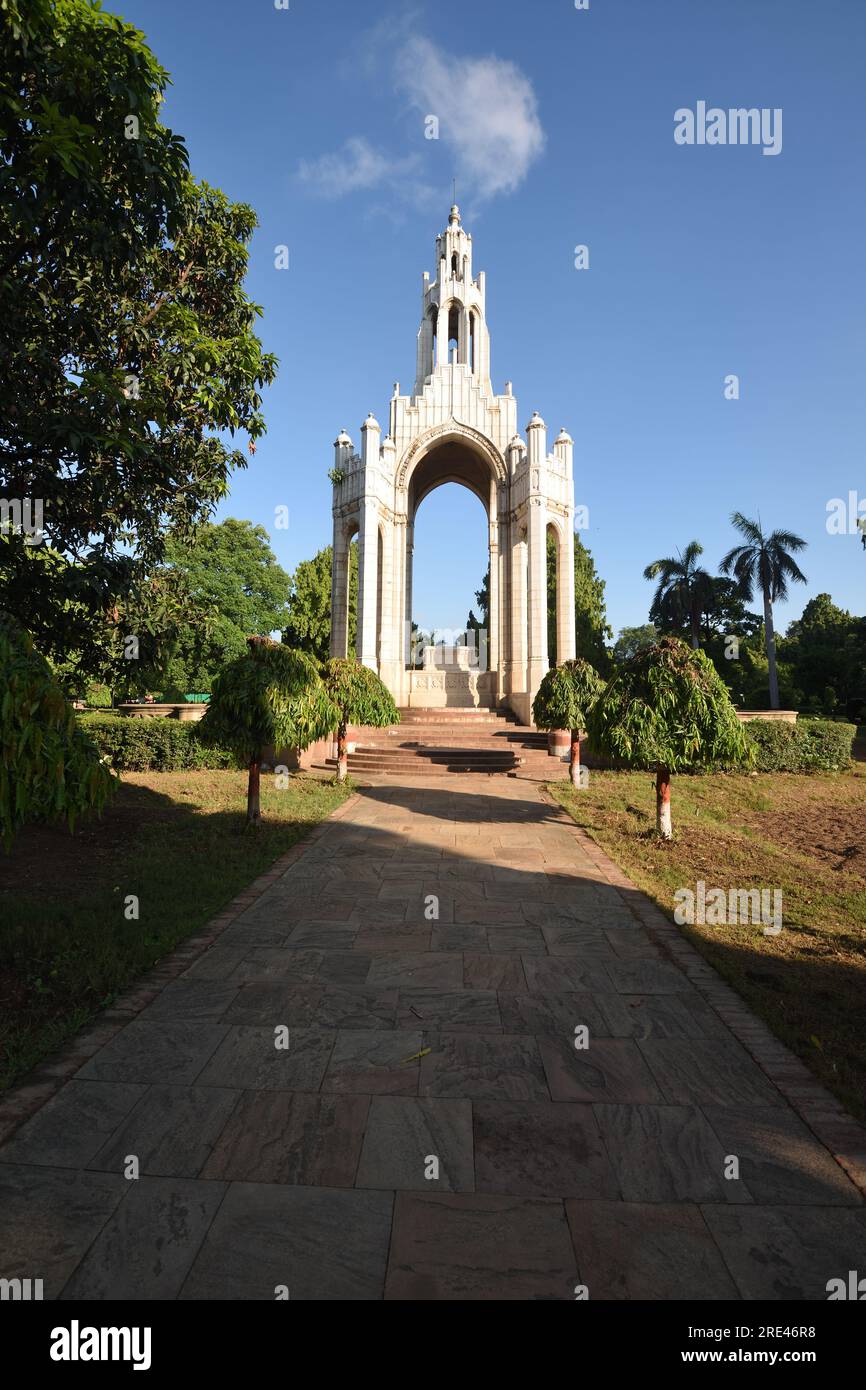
[
  {"left": 322, "top": 659, "right": 399, "bottom": 783},
  {"left": 532, "top": 659, "right": 605, "bottom": 788},
  {"left": 197, "top": 637, "right": 336, "bottom": 825},
  {"left": 587, "top": 637, "right": 750, "bottom": 839}
]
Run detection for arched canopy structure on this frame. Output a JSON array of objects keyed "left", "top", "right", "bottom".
[{"left": 329, "top": 207, "right": 576, "bottom": 720}]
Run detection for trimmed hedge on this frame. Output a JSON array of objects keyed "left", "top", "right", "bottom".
[
  {"left": 78, "top": 714, "right": 238, "bottom": 772},
  {"left": 745, "top": 718, "right": 855, "bottom": 773}
]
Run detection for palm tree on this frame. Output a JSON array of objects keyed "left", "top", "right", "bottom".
[
  {"left": 720, "top": 513, "right": 807, "bottom": 710},
  {"left": 643, "top": 541, "right": 715, "bottom": 649}
]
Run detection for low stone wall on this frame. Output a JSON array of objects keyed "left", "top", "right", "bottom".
[
  {"left": 736, "top": 709, "right": 798, "bottom": 724},
  {"left": 117, "top": 702, "right": 207, "bottom": 722}
]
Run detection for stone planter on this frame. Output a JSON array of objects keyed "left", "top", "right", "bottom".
[{"left": 548, "top": 729, "right": 570, "bottom": 759}]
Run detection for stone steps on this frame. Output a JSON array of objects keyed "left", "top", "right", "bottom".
[{"left": 318, "top": 708, "right": 562, "bottom": 778}]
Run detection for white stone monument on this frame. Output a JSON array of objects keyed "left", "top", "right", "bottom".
[{"left": 329, "top": 205, "right": 576, "bottom": 723}]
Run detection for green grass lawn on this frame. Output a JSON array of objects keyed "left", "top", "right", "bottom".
[
  {"left": 0, "top": 770, "right": 349, "bottom": 1090},
  {"left": 551, "top": 766, "right": 866, "bottom": 1122}
]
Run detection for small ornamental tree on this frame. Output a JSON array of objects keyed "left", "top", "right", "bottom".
[
  {"left": 197, "top": 637, "right": 336, "bottom": 824},
  {"left": 0, "top": 613, "right": 116, "bottom": 848},
  {"left": 322, "top": 659, "right": 400, "bottom": 782},
  {"left": 532, "top": 658, "right": 605, "bottom": 788},
  {"left": 587, "top": 636, "right": 751, "bottom": 839}
]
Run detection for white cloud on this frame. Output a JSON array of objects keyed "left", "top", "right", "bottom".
[
  {"left": 393, "top": 35, "right": 545, "bottom": 200},
  {"left": 297, "top": 32, "right": 545, "bottom": 207},
  {"left": 298, "top": 136, "right": 421, "bottom": 198}
]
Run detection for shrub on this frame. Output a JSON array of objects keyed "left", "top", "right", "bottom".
[
  {"left": 198, "top": 638, "right": 336, "bottom": 823},
  {"left": 532, "top": 659, "right": 605, "bottom": 788},
  {"left": 1, "top": 614, "right": 116, "bottom": 846},
  {"left": 745, "top": 718, "right": 855, "bottom": 773},
  {"left": 587, "top": 636, "right": 751, "bottom": 838},
  {"left": 80, "top": 714, "right": 237, "bottom": 772}
]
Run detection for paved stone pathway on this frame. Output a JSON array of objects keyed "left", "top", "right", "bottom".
[{"left": 1, "top": 776, "right": 864, "bottom": 1300}]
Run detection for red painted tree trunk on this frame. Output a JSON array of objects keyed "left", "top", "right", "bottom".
[
  {"left": 570, "top": 730, "right": 582, "bottom": 788},
  {"left": 247, "top": 758, "right": 261, "bottom": 826},
  {"left": 655, "top": 765, "right": 672, "bottom": 840},
  {"left": 336, "top": 721, "right": 348, "bottom": 783}
]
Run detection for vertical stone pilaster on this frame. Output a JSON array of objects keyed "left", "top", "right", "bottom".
[
  {"left": 357, "top": 414, "right": 381, "bottom": 670},
  {"left": 557, "top": 521, "right": 576, "bottom": 663},
  {"left": 526, "top": 413, "right": 549, "bottom": 704},
  {"left": 330, "top": 520, "right": 349, "bottom": 659}
]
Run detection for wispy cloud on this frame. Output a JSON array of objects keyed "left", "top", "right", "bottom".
[
  {"left": 298, "top": 136, "right": 420, "bottom": 198},
  {"left": 394, "top": 36, "right": 545, "bottom": 200},
  {"left": 297, "top": 29, "right": 545, "bottom": 208}
]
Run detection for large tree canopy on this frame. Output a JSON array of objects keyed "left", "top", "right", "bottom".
[
  {"left": 143, "top": 519, "right": 292, "bottom": 695},
  {"left": 0, "top": 1, "right": 277, "bottom": 680},
  {"left": 283, "top": 543, "right": 358, "bottom": 666}
]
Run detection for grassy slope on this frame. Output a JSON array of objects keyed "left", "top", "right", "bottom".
[
  {"left": 551, "top": 767, "right": 866, "bottom": 1122},
  {"left": 0, "top": 771, "right": 348, "bottom": 1090}
]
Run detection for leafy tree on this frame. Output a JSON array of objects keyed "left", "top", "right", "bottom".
[
  {"left": 476, "top": 537, "right": 612, "bottom": 668},
  {"left": 644, "top": 541, "right": 715, "bottom": 649},
  {"left": 532, "top": 658, "right": 605, "bottom": 788},
  {"left": 720, "top": 514, "right": 808, "bottom": 710},
  {"left": 141, "top": 519, "right": 291, "bottom": 694},
  {"left": 546, "top": 535, "right": 612, "bottom": 669},
  {"left": 613, "top": 624, "right": 658, "bottom": 663},
  {"left": 588, "top": 636, "right": 750, "bottom": 839},
  {"left": 197, "top": 637, "right": 335, "bottom": 825},
  {"left": 783, "top": 594, "right": 866, "bottom": 721},
  {"left": 284, "top": 543, "right": 358, "bottom": 666},
  {"left": 0, "top": 2, "right": 277, "bottom": 678},
  {"left": 322, "top": 659, "right": 399, "bottom": 782},
  {"left": 0, "top": 612, "right": 116, "bottom": 848}
]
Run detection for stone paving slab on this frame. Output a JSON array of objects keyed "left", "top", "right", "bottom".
[{"left": 0, "top": 772, "right": 863, "bottom": 1300}]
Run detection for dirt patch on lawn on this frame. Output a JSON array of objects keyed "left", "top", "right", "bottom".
[{"left": 744, "top": 803, "right": 866, "bottom": 880}]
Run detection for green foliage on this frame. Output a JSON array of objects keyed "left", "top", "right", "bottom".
[
  {"left": 79, "top": 713, "right": 235, "bottom": 771},
  {"left": 137, "top": 519, "right": 292, "bottom": 694},
  {"left": 613, "top": 624, "right": 658, "bottom": 664},
  {"left": 744, "top": 719, "right": 855, "bottom": 774},
  {"left": 588, "top": 636, "right": 751, "bottom": 772},
  {"left": 546, "top": 534, "right": 612, "bottom": 669},
  {"left": 197, "top": 637, "right": 336, "bottom": 762},
  {"left": 0, "top": 2, "right": 277, "bottom": 679},
  {"left": 721, "top": 513, "right": 808, "bottom": 606},
  {"left": 284, "top": 543, "right": 358, "bottom": 665},
  {"left": 644, "top": 540, "right": 715, "bottom": 648},
  {"left": 532, "top": 659, "right": 605, "bottom": 732},
  {"left": 323, "top": 659, "right": 399, "bottom": 734},
  {"left": 782, "top": 595, "right": 866, "bottom": 723},
  {"left": 0, "top": 613, "right": 115, "bottom": 846}
]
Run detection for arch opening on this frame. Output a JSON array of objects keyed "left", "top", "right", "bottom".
[{"left": 409, "top": 480, "right": 489, "bottom": 673}]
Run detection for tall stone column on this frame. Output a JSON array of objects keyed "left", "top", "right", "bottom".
[
  {"left": 356, "top": 414, "right": 380, "bottom": 670},
  {"left": 554, "top": 427, "right": 576, "bottom": 663},
  {"left": 404, "top": 519, "right": 414, "bottom": 668},
  {"left": 330, "top": 429, "right": 354, "bottom": 660},
  {"left": 330, "top": 520, "right": 349, "bottom": 659},
  {"left": 557, "top": 523, "right": 576, "bottom": 663},
  {"left": 526, "top": 413, "right": 549, "bottom": 703},
  {"left": 508, "top": 525, "right": 528, "bottom": 697},
  {"left": 487, "top": 477, "right": 499, "bottom": 678},
  {"left": 378, "top": 514, "right": 400, "bottom": 694}
]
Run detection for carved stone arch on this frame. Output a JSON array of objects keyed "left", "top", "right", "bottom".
[{"left": 397, "top": 422, "right": 508, "bottom": 495}]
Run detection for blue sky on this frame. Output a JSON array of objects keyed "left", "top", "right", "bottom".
[{"left": 122, "top": 0, "right": 865, "bottom": 638}]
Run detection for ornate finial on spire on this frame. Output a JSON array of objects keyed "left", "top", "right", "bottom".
[{"left": 448, "top": 199, "right": 460, "bottom": 226}]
